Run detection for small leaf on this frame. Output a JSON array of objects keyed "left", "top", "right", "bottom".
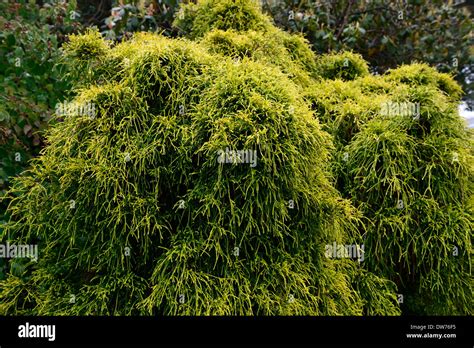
[{"left": 23, "top": 124, "right": 32, "bottom": 135}]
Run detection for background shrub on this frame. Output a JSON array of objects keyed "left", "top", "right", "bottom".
[
  {"left": 264, "top": 0, "right": 473, "bottom": 108},
  {"left": 0, "top": 0, "right": 83, "bottom": 225}
]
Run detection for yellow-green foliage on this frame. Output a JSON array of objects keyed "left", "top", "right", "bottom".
[
  {"left": 0, "top": 30, "right": 400, "bottom": 316},
  {"left": 305, "top": 77, "right": 390, "bottom": 147},
  {"left": 174, "top": 0, "right": 319, "bottom": 88},
  {"left": 63, "top": 29, "right": 110, "bottom": 61},
  {"left": 173, "top": 0, "right": 273, "bottom": 39},
  {"left": 62, "top": 29, "right": 112, "bottom": 87},
  {"left": 5, "top": 0, "right": 468, "bottom": 317},
  {"left": 385, "top": 63, "right": 463, "bottom": 101},
  {"left": 308, "top": 60, "right": 473, "bottom": 315},
  {"left": 201, "top": 28, "right": 317, "bottom": 87},
  {"left": 315, "top": 51, "right": 370, "bottom": 81},
  {"left": 275, "top": 29, "right": 318, "bottom": 79}
]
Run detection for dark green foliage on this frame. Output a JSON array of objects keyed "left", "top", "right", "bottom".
[
  {"left": 0, "top": 0, "right": 82, "bottom": 225},
  {"left": 264, "top": 0, "right": 474, "bottom": 108},
  {"left": 100, "top": 0, "right": 182, "bottom": 41}
]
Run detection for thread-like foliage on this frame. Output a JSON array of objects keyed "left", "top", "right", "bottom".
[
  {"left": 202, "top": 27, "right": 319, "bottom": 85},
  {"left": 173, "top": 0, "right": 273, "bottom": 39},
  {"left": 0, "top": 27, "right": 400, "bottom": 315},
  {"left": 307, "top": 61, "right": 473, "bottom": 314},
  {"left": 2, "top": 0, "right": 467, "bottom": 317},
  {"left": 314, "top": 51, "right": 369, "bottom": 81}
]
